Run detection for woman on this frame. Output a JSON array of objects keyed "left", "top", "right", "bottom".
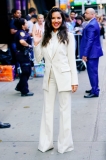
[
  {"left": 96, "top": 15, "right": 105, "bottom": 49},
  {"left": 33, "top": 14, "right": 45, "bottom": 34},
  {"left": 74, "top": 16, "right": 84, "bottom": 58},
  {"left": 14, "top": 18, "right": 34, "bottom": 96},
  {"left": 74, "top": 16, "right": 83, "bottom": 34},
  {"left": 33, "top": 8, "right": 78, "bottom": 153},
  {"left": 32, "top": 14, "right": 45, "bottom": 63},
  {"left": 64, "top": 13, "right": 74, "bottom": 33}
]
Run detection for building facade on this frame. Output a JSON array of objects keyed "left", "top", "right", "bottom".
[
  {"left": 70, "top": 0, "right": 106, "bottom": 14},
  {"left": 7, "top": 0, "right": 55, "bottom": 16}
]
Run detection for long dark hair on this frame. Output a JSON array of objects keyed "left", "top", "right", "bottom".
[{"left": 42, "top": 7, "right": 69, "bottom": 47}]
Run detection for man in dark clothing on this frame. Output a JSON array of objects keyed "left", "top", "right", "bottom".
[
  {"left": 9, "top": 9, "right": 21, "bottom": 77},
  {"left": 25, "top": 7, "right": 36, "bottom": 21},
  {"left": 80, "top": 8, "right": 103, "bottom": 98}
]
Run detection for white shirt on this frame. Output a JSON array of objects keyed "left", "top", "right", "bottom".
[
  {"left": 27, "top": 21, "right": 34, "bottom": 34},
  {"left": 34, "top": 22, "right": 45, "bottom": 33},
  {"left": 49, "top": 31, "right": 58, "bottom": 58},
  {"left": 82, "top": 18, "right": 95, "bottom": 29},
  {"left": 88, "top": 18, "right": 95, "bottom": 24}
]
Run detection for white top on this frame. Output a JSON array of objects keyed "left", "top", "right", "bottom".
[
  {"left": 49, "top": 31, "right": 58, "bottom": 58},
  {"left": 27, "top": 21, "right": 34, "bottom": 34},
  {"left": 34, "top": 22, "right": 45, "bottom": 33}
]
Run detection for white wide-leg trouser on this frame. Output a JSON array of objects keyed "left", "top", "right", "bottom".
[{"left": 38, "top": 68, "right": 74, "bottom": 153}]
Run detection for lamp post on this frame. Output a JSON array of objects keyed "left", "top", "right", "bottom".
[
  {"left": 99, "top": 0, "right": 103, "bottom": 15},
  {"left": 55, "top": 0, "right": 60, "bottom": 7},
  {"left": 82, "top": 0, "right": 85, "bottom": 14}
]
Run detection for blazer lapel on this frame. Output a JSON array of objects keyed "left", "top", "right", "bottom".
[
  {"left": 46, "top": 42, "right": 52, "bottom": 60},
  {"left": 51, "top": 37, "right": 59, "bottom": 59},
  {"left": 46, "top": 31, "right": 60, "bottom": 60}
]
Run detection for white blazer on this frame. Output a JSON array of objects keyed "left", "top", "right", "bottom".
[{"left": 33, "top": 32, "right": 78, "bottom": 92}]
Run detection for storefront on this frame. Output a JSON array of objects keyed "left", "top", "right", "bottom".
[
  {"left": 27, "top": 0, "right": 55, "bottom": 13},
  {"left": 7, "top": 0, "right": 28, "bottom": 16},
  {"left": 7, "top": 0, "right": 55, "bottom": 15},
  {"left": 69, "top": 0, "right": 106, "bottom": 14},
  {"left": 97, "top": 0, "right": 106, "bottom": 15},
  {"left": 70, "top": 0, "right": 98, "bottom": 14}
]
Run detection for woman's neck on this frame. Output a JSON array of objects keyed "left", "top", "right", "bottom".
[
  {"left": 53, "top": 29, "right": 58, "bottom": 33},
  {"left": 38, "top": 22, "right": 43, "bottom": 26}
]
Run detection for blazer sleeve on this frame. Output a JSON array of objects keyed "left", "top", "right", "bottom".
[
  {"left": 33, "top": 40, "right": 43, "bottom": 63},
  {"left": 83, "top": 25, "right": 96, "bottom": 57},
  {"left": 67, "top": 32, "right": 78, "bottom": 85}
]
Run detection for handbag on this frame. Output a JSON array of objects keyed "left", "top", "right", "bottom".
[
  {"left": 0, "top": 49, "right": 12, "bottom": 65},
  {"left": 76, "top": 59, "right": 86, "bottom": 71}
]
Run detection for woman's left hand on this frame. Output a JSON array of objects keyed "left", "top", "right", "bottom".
[{"left": 71, "top": 85, "right": 78, "bottom": 93}]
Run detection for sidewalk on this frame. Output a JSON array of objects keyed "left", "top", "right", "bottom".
[{"left": 0, "top": 40, "right": 106, "bottom": 160}]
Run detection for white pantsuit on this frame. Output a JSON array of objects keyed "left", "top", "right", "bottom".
[
  {"left": 34, "top": 32, "right": 78, "bottom": 153},
  {"left": 38, "top": 68, "right": 73, "bottom": 153}
]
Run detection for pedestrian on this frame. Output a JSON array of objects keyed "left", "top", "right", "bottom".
[
  {"left": 74, "top": 16, "right": 84, "bottom": 59},
  {"left": 9, "top": 9, "right": 22, "bottom": 54},
  {"left": 96, "top": 15, "right": 105, "bottom": 49},
  {"left": 27, "top": 14, "right": 37, "bottom": 78},
  {"left": 32, "top": 14, "right": 45, "bottom": 34},
  {"left": 9, "top": 8, "right": 21, "bottom": 77},
  {"left": 0, "top": 122, "right": 11, "bottom": 129},
  {"left": 14, "top": 18, "right": 34, "bottom": 96},
  {"left": 33, "top": 7, "right": 78, "bottom": 153},
  {"left": 74, "top": 16, "right": 84, "bottom": 34},
  {"left": 27, "top": 14, "right": 37, "bottom": 36},
  {"left": 70, "top": 11, "right": 76, "bottom": 28},
  {"left": 25, "top": 7, "right": 36, "bottom": 21},
  {"left": 80, "top": 8, "right": 103, "bottom": 98},
  {"left": 64, "top": 13, "right": 74, "bottom": 33},
  {"left": 32, "top": 14, "right": 45, "bottom": 63}
]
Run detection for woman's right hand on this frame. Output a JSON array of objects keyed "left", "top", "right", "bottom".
[{"left": 33, "top": 30, "right": 42, "bottom": 46}]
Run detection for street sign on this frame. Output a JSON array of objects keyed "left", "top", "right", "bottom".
[
  {"left": 97, "top": 0, "right": 106, "bottom": 4},
  {"left": 74, "top": 0, "right": 97, "bottom": 6},
  {"left": 60, "top": 0, "right": 67, "bottom": 10}
]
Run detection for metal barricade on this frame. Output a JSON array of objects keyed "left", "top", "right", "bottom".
[
  {"left": 74, "top": 34, "right": 82, "bottom": 59},
  {"left": 74, "top": 34, "right": 86, "bottom": 72}
]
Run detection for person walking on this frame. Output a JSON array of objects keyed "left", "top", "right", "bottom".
[
  {"left": 33, "top": 7, "right": 78, "bottom": 153},
  {"left": 14, "top": 18, "right": 34, "bottom": 96},
  {"left": 80, "top": 8, "right": 103, "bottom": 98}
]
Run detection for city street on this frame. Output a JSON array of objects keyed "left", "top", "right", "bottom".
[{"left": 0, "top": 40, "right": 106, "bottom": 160}]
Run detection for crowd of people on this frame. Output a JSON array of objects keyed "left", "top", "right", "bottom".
[{"left": 0, "top": 7, "right": 105, "bottom": 73}]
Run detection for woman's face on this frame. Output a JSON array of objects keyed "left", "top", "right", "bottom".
[
  {"left": 51, "top": 11, "right": 62, "bottom": 32},
  {"left": 38, "top": 16, "right": 44, "bottom": 24},
  {"left": 76, "top": 19, "right": 82, "bottom": 25}
]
